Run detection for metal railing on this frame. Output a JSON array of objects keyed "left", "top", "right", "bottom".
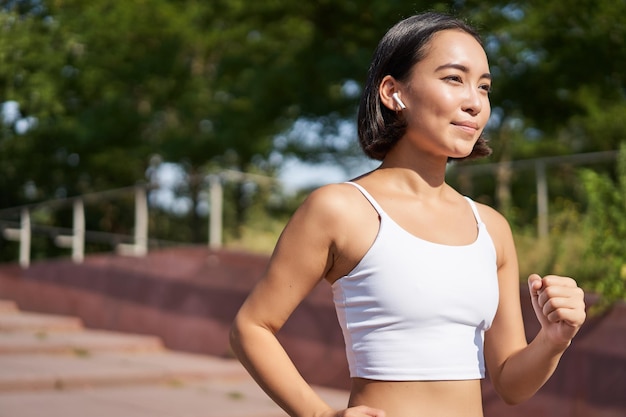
[
  {"left": 449, "top": 150, "right": 620, "bottom": 238},
  {"left": 0, "top": 185, "right": 149, "bottom": 268},
  {"left": 1, "top": 151, "right": 619, "bottom": 267},
  {"left": 0, "top": 169, "right": 275, "bottom": 268}
]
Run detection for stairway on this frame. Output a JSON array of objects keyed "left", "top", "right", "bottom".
[{"left": 0, "top": 300, "right": 348, "bottom": 417}]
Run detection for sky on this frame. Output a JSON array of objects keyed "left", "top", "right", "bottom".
[{"left": 278, "top": 157, "right": 360, "bottom": 191}]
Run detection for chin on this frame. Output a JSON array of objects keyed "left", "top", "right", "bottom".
[
  {"left": 449, "top": 148, "right": 474, "bottom": 159},
  {"left": 450, "top": 141, "right": 479, "bottom": 159}
]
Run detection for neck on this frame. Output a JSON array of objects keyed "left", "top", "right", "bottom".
[{"left": 378, "top": 150, "right": 449, "bottom": 195}]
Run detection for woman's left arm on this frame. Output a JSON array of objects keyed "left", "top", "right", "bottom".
[{"left": 482, "top": 206, "right": 586, "bottom": 405}]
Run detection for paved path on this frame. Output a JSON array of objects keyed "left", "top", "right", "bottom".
[{"left": 0, "top": 300, "right": 349, "bottom": 417}]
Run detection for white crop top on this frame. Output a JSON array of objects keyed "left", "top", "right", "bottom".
[{"left": 332, "top": 182, "right": 499, "bottom": 381}]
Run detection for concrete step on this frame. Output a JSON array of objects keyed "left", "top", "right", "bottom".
[
  {"left": 0, "top": 373, "right": 350, "bottom": 417},
  {"left": 0, "top": 299, "right": 351, "bottom": 417},
  {"left": 0, "top": 299, "right": 18, "bottom": 313},
  {"left": 0, "top": 350, "right": 247, "bottom": 392},
  {"left": 0, "top": 329, "right": 164, "bottom": 354},
  {"left": 0, "top": 301, "right": 162, "bottom": 354},
  {"left": 0, "top": 311, "right": 83, "bottom": 332}
]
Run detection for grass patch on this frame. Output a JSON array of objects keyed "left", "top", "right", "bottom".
[
  {"left": 72, "top": 348, "right": 91, "bottom": 357},
  {"left": 227, "top": 391, "right": 244, "bottom": 400}
]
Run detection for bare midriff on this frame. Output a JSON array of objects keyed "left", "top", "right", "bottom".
[{"left": 348, "top": 378, "right": 484, "bottom": 417}]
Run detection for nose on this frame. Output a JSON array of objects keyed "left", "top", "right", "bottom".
[{"left": 462, "top": 86, "right": 484, "bottom": 116}]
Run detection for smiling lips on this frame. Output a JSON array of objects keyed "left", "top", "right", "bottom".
[{"left": 452, "top": 121, "right": 479, "bottom": 134}]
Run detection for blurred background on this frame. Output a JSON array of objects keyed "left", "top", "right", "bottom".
[{"left": 0, "top": 0, "right": 625, "bottom": 415}]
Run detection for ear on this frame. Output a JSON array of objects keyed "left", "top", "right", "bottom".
[{"left": 379, "top": 75, "right": 405, "bottom": 111}]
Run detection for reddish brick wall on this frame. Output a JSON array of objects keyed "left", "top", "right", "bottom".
[{"left": 0, "top": 246, "right": 624, "bottom": 416}]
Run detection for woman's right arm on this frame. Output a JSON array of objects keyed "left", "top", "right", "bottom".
[{"left": 229, "top": 185, "right": 384, "bottom": 417}]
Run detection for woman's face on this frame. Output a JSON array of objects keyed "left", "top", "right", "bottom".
[{"left": 397, "top": 29, "right": 491, "bottom": 160}]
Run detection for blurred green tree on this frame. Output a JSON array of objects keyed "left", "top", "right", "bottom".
[
  {"left": 579, "top": 144, "right": 626, "bottom": 305},
  {"left": 1, "top": 0, "right": 625, "bottom": 279}
]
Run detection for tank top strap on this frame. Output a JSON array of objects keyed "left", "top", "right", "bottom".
[
  {"left": 463, "top": 196, "right": 483, "bottom": 225},
  {"left": 346, "top": 184, "right": 481, "bottom": 225},
  {"left": 344, "top": 182, "right": 386, "bottom": 216}
]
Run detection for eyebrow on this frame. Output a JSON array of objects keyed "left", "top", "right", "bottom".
[{"left": 435, "top": 63, "right": 492, "bottom": 80}]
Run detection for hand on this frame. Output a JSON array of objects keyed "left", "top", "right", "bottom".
[
  {"left": 319, "top": 405, "right": 386, "bottom": 417},
  {"left": 528, "top": 274, "right": 586, "bottom": 348}
]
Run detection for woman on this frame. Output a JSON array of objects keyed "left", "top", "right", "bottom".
[{"left": 230, "top": 12, "right": 586, "bottom": 417}]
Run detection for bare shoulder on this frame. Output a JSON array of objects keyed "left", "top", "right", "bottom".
[
  {"left": 302, "top": 182, "right": 361, "bottom": 209},
  {"left": 292, "top": 182, "right": 376, "bottom": 279},
  {"left": 296, "top": 182, "right": 369, "bottom": 226},
  {"left": 283, "top": 182, "right": 371, "bottom": 245}
]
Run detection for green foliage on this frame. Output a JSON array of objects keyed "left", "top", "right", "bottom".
[
  {"left": 486, "top": 0, "right": 626, "bottom": 142},
  {"left": 0, "top": 0, "right": 625, "bottom": 270},
  {"left": 514, "top": 201, "right": 587, "bottom": 280},
  {"left": 578, "top": 144, "right": 626, "bottom": 305}
]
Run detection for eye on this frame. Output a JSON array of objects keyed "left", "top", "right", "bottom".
[
  {"left": 443, "top": 75, "right": 463, "bottom": 83},
  {"left": 479, "top": 83, "right": 492, "bottom": 93}
]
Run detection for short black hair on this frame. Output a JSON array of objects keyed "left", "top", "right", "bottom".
[{"left": 357, "top": 12, "right": 492, "bottom": 161}]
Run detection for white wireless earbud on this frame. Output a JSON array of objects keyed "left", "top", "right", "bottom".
[{"left": 392, "top": 92, "right": 406, "bottom": 110}]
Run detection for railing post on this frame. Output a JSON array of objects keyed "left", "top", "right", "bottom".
[
  {"left": 19, "top": 209, "right": 31, "bottom": 268},
  {"left": 2, "top": 209, "right": 31, "bottom": 268},
  {"left": 536, "top": 161, "right": 549, "bottom": 239},
  {"left": 134, "top": 186, "right": 148, "bottom": 256},
  {"left": 53, "top": 198, "right": 85, "bottom": 263},
  {"left": 208, "top": 175, "right": 223, "bottom": 249},
  {"left": 116, "top": 185, "right": 148, "bottom": 257},
  {"left": 72, "top": 199, "right": 85, "bottom": 263}
]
